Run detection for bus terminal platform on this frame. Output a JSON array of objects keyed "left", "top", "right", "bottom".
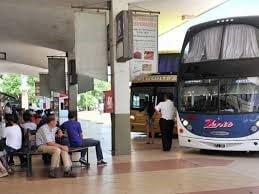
[{"left": 2, "top": 113, "right": 259, "bottom": 194}]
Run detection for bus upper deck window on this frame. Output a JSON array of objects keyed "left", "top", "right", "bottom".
[
  {"left": 184, "top": 26, "right": 223, "bottom": 63},
  {"left": 183, "top": 24, "right": 259, "bottom": 63}
]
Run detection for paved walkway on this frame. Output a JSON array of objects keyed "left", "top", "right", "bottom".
[{"left": 2, "top": 116, "right": 259, "bottom": 194}]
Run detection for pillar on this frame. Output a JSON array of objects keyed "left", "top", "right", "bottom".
[
  {"left": 68, "top": 84, "right": 78, "bottom": 114},
  {"left": 21, "top": 75, "right": 29, "bottom": 109},
  {"left": 110, "top": 0, "right": 131, "bottom": 155},
  {"left": 67, "top": 52, "right": 78, "bottom": 118}
]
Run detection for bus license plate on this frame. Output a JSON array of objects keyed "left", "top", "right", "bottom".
[{"left": 214, "top": 144, "right": 226, "bottom": 148}]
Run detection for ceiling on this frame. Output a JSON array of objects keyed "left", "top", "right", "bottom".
[
  {"left": 0, "top": 0, "right": 227, "bottom": 74},
  {"left": 130, "top": 0, "right": 227, "bottom": 34}
]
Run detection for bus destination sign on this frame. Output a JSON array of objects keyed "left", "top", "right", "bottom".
[{"left": 133, "top": 74, "right": 177, "bottom": 83}]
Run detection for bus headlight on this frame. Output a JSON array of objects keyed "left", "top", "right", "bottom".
[
  {"left": 187, "top": 125, "right": 192, "bottom": 131},
  {"left": 256, "top": 121, "right": 259, "bottom": 127},
  {"left": 130, "top": 115, "right": 135, "bottom": 120},
  {"left": 182, "top": 120, "right": 189, "bottom": 127},
  {"left": 251, "top": 126, "right": 258, "bottom": 132}
]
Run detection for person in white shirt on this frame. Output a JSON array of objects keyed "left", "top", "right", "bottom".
[
  {"left": 22, "top": 111, "right": 37, "bottom": 134},
  {"left": 4, "top": 103, "right": 12, "bottom": 115},
  {"left": 3, "top": 114, "right": 22, "bottom": 171},
  {"left": 155, "top": 94, "right": 176, "bottom": 151},
  {"left": 3, "top": 115, "right": 22, "bottom": 151}
]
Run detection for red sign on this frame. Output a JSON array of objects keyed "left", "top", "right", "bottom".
[
  {"left": 59, "top": 93, "right": 68, "bottom": 98},
  {"left": 104, "top": 90, "right": 113, "bottom": 113},
  {"left": 204, "top": 119, "right": 233, "bottom": 129}
]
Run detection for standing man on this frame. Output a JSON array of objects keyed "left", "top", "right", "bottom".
[
  {"left": 60, "top": 111, "right": 107, "bottom": 167},
  {"left": 155, "top": 94, "right": 177, "bottom": 151},
  {"left": 36, "top": 116, "right": 75, "bottom": 178}
]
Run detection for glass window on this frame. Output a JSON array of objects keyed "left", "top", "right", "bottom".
[
  {"left": 220, "top": 77, "right": 259, "bottom": 113},
  {"left": 183, "top": 24, "right": 259, "bottom": 63},
  {"left": 179, "top": 79, "right": 219, "bottom": 113},
  {"left": 131, "top": 87, "right": 154, "bottom": 109},
  {"left": 156, "top": 87, "right": 176, "bottom": 105}
]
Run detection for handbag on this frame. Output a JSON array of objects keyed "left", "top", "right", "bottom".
[{"left": 0, "top": 138, "right": 6, "bottom": 151}]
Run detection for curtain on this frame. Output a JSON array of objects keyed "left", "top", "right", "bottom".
[
  {"left": 204, "top": 26, "right": 223, "bottom": 60},
  {"left": 185, "top": 31, "right": 205, "bottom": 63},
  {"left": 185, "top": 26, "right": 223, "bottom": 63},
  {"left": 222, "top": 24, "right": 259, "bottom": 59},
  {"left": 158, "top": 54, "right": 180, "bottom": 73}
]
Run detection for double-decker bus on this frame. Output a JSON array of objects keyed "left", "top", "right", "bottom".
[
  {"left": 130, "top": 73, "right": 177, "bottom": 134},
  {"left": 178, "top": 16, "right": 259, "bottom": 151}
]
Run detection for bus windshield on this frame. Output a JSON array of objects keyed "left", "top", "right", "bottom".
[
  {"left": 179, "top": 77, "right": 259, "bottom": 114},
  {"left": 179, "top": 79, "right": 218, "bottom": 113},
  {"left": 131, "top": 87, "right": 154, "bottom": 109},
  {"left": 131, "top": 86, "right": 176, "bottom": 110}
]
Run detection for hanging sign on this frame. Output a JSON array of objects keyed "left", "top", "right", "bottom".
[
  {"left": 104, "top": 90, "right": 114, "bottom": 113},
  {"left": 116, "top": 11, "right": 133, "bottom": 62},
  {"left": 130, "top": 14, "right": 158, "bottom": 80}
]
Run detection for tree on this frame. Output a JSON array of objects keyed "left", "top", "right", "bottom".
[
  {"left": 0, "top": 74, "right": 40, "bottom": 105},
  {"left": 1, "top": 74, "right": 21, "bottom": 98},
  {"left": 78, "top": 93, "right": 86, "bottom": 109},
  {"left": 77, "top": 79, "right": 111, "bottom": 109},
  {"left": 92, "top": 79, "right": 111, "bottom": 102}
]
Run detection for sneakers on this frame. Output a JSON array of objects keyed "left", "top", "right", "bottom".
[
  {"left": 7, "top": 167, "right": 14, "bottom": 175},
  {"left": 48, "top": 170, "right": 58, "bottom": 178},
  {"left": 8, "top": 160, "right": 14, "bottom": 166},
  {"left": 79, "top": 158, "right": 90, "bottom": 166},
  {"left": 63, "top": 171, "right": 76, "bottom": 178},
  {"left": 0, "top": 171, "right": 8, "bottom": 178},
  {"left": 97, "top": 160, "right": 107, "bottom": 167}
]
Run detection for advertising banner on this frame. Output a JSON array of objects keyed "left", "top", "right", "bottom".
[
  {"left": 104, "top": 90, "right": 113, "bottom": 113},
  {"left": 39, "top": 73, "right": 50, "bottom": 98},
  {"left": 48, "top": 58, "right": 66, "bottom": 93},
  {"left": 75, "top": 12, "right": 108, "bottom": 81},
  {"left": 130, "top": 14, "right": 158, "bottom": 80}
]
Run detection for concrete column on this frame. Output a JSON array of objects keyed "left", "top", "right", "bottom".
[
  {"left": 68, "top": 84, "right": 78, "bottom": 113},
  {"left": 21, "top": 75, "right": 29, "bottom": 109},
  {"left": 67, "top": 52, "right": 78, "bottom": 118},
  {"left": 110, "top": 0, "right": 131, "bottom": 155}
]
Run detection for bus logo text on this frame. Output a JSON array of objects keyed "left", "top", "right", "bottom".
[{"left": 204, "top": 119, "right": 234, "bottom": 129}]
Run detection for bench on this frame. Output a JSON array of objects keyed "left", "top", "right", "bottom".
[
  {"left": 14, "top": 130, "right": 89, "bottom": 177},
  {"left": 15, "top": 146, "right": 89, "bottom": 177}
]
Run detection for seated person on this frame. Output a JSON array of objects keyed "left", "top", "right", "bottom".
[
  {"left": 36, "top": 116, "right": 75, "bottom": 178},
  {"left": 37, "top": 109, "right": 54, "bottom": 129},
  {"left": 0, "top": 150, "right": 9, "bottom": 178},
  {"left": 32, "top": 114, "right": 42, "bottom": 129},
  {"left": 0, "top": 159, "right": 8, "bottom": 178},
  {"left": 22, "top": 111, "right": 37, "bottom": 133},
  {"left": 60, "top": 111, "right": 107, "bottom": 166},
  {"left": 3, "top": 114, "right": 22, "bottom": 169}
]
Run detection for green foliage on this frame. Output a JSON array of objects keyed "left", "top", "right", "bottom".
[
  {"left": 1, "top": 74, "right": 21, "bottom": 98},
  {"left": 0, "top": 74, "right": 40, "bottom": 105},
  {"left": 77, "top": 79, "right": 111, "bottom": 109}
]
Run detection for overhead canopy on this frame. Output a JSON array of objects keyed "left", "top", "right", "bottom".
[
  {"left": 0, "top": 60, "right": 47, "bottom": 76},
  {"left": 0, "top": 0, "right": 229, "bottom": 75}
]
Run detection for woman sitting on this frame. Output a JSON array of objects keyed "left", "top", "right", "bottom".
[{"left": 3, "top": 114, "right": 22, "bottom": 170}]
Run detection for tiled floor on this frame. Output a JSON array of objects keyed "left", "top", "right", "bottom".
[{"left": 2, "top": 120, "right": 259, "bottom": 194}]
